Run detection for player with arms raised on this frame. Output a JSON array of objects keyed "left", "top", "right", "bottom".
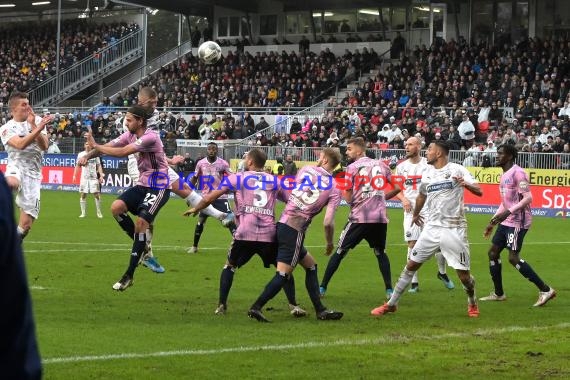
[
  {"left": 80, "top": 105, "right": 170, "bottom": 291},
  {"left": 184, "top": 148, "right": 306, "bottom": 317},
  {"left": 120, "top": 87, "right": 234, "bottom": 273},
  {"left": 248, "top": 148, "right": 344, "bottom": 322},
  {"left": 0, "top": 92, "right": 53, "bottom": 239},
  {"left": 480, "top": 144, "right": 556, "bottom": 306},
  {"left": 371, "top": 141, "right": 483, "bottom": 318}
]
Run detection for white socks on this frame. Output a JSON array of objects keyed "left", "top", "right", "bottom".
[
  {"left": 80, "top": 199, "right": 86, "bottom": 216},
  {"left": 388, "top": 267, "right": 416, "bottom": 306},
  {"left": 185, "top": 192, "right": 226, "bottom": 219},
  {"left": 435, "top": 251, "right": 447, "bottom": 274},
  {"left": 408, "top": 247, "right": 419, "bottom": 283}
]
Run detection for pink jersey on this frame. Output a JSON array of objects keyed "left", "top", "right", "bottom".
[
  {"left": 499, "top": 164, "right": 532, "bottom": 229},
  {"left": 195, "top": 156, "right": 231, "bottom": 198},
  {"left": 111, "top": 129, "right": 169, "bottom": 187},
  {"left": 345, "top": 157, "right": 391, "bottom": 223},
  {"left": 225, "top": 171, "right": 289, "bottom": 242},
  {"left": 279, "top": 165, "right": 341, "bottom": 232}
]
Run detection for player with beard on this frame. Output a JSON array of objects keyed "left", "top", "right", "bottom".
[
  {"left": 319, "top": 137, "right": 400, "bottom": 300},
  {"left": 395, "top": 136, "right": 454, "bottom": 293},
  {"left": 371, "top": 141, "right": 483, "bottom": 318}
]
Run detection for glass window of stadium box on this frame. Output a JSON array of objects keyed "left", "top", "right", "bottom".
[
  {"left": 229, "top": 16, "right": 240, "bottom": 36},
  {"left": 411, "top": 6, "right": 430, "bottom": 29},
  {"left": 322, "top": 10, "right": 356, "bottom": 34},
  {"left": 286, "top": 13, "right": 299, "bottom": 34},
  {"left": 286, "top": 13, "right": 320, "bottom": 34},
  {"left": 471, "top": 0, "right": 529, "bottom": 45},
  {"left": 218, "top": 17, "right": 228, "bottom": 37},
  {"left": 260, "top": 15, "right": 277, "bottom": 35},
  {"left": 390, "top": 7, "right": 406, "bottom": 31},
  {"left": 303, "top": 13, "right": 321, "bottom": 34},
  {"left": 537, "top": 0, "right": 570, "bottom": 38},
  {"left": 356, "top": 8, "right": 389, "bottom": 32},
  {"left": 241, "top": 17, "right": 251, "bottom": 37},
  {"left": 471, "top": 0, "right": 494, "bottom": 45}
]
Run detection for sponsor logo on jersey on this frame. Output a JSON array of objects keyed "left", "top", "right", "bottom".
[{"left": 426, "top": 181, "right": 453, "bottom": 192}]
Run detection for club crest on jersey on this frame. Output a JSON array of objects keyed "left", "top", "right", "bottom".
[{"left": 519, "top": 181, "right": 529, "bottom": 191}]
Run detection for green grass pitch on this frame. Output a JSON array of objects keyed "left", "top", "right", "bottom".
[{"left": 22, "top": 191, "right": 569, "bottom": 379}]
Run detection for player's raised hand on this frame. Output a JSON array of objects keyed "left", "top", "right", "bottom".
[
  {"left": 183, "top": 208, "right": 199, "bottom": 217},
  {"left": 77, "top": 156, "right": 88, "bottom": 166},
  {"left": 84, "top": 132, "right": 96, "bottom": 148},
  {"left": 170, "top": 155, "right": 184, "bottom": 165},
  {"left": 452, "top": 175, "right": 465, "bottom": 187},
  {"left": 26, "top": 107, "right": 37, "bottom": 125}
]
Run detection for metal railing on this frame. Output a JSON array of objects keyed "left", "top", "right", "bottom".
[
  {"left": 238, "top": 99, "right": 332, "bottom": 145},
  {"left": 28, "top": 29, "right": 145, "bottom": 107},
  {"left": 82, "top": 40, "right": 193, "bottom": 108},
  {"left": 34, "top": 137, "right": 570, "bottom": 171},
  {"left": 312, "top": 47, "right": 391, "bottom": 104}
]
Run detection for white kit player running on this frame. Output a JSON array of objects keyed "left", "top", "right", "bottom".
[
  {"left": 0, "top": 92, "right": 54, "bottom": 239},
  {"left": 371, "top": 141, "right": 483, "bottom": 318},
  {"left": 395, "top": 137, "right": 454, "bottom": 293},
  {"left": 73, "top": 142, "right": 105, "bottom": 218},
  {"left": 120, "top": 87, "right": 234, "bottom": 273}
]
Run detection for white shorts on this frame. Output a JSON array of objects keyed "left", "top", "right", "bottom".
[
  {"left": 410, "top": 225, "right": 471, "bottom": 270},
  {"left": 127, "top": 156, "right": 139, "bottom": 183},
  {"left": 79, "top": 179, "right": 101, "bottom": 193},
  {"left": 5, "top": 163, "right": 21, "bottom": 182},
  {"left": 403, "top": 212, "right": 422, "bottom": 242},
  {"left": 16, "top": 173, "right": 41, "bottom": 219}
]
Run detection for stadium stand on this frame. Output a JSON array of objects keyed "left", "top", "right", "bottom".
[
  {"left": 0, "top": 20, "right": 139, "bottom": 101},
  {"left": 0, "top": 31, "right": 568, "bottom": 170}
]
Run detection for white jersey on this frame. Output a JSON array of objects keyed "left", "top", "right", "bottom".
[
  {"left": 77, "top": 151, "right": 101, "bottom": 181},
  {"left": 0, "top": 116, "right": 46, "bottom": 179},
  {"left": 419, "top": 162, "right": 476, "bottom": 228},
  {"left": 396, "top": 157, "right": 429, "bottom": 212}
]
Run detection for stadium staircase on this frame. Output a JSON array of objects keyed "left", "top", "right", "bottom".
[
  {"left": 28, "top": 28, "right": 145, "bottom": 107},
  {"left": 81, "top": 40, "right": 193, "bottom": 108}
]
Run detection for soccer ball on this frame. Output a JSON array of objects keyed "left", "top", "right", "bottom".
[{"left": 198, "top": 41, "right": 222, "bottom": 65}]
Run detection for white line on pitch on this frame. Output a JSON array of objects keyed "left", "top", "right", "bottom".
[
  {"left": 43, "top": 322, "right": 570, "bottom": 365},
  {"left": 22, "top": 242, "right": 570, "bottom": 254}
]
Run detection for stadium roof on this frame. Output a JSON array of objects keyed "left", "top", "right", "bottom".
[{"left": 0, "top": 0, "right": 411, "bottom": 17}]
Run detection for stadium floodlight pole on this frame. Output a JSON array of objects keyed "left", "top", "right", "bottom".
[
  {"left": 142, "top": 8, "right": 148, "bottom": 73},
  {"left": 55, "top": 0, "right": 62, "bottom": 99}
]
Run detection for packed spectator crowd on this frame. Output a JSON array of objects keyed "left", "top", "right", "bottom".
[
  {"left": 1, "top": 32, "right": 569, "bottom": 169},
  {"left": 106, "top": 47, "right": 380, "bottom": 109},
  {"left": 0, "top": 20, "right": 139, "bottom": 102}
]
